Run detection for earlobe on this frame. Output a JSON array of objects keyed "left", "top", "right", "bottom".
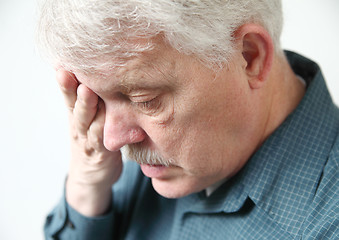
[{"left": 235, "top": 24, "right": 274, "bottom": 89}]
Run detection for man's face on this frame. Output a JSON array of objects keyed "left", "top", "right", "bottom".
[{"left": 74, "top": 39, "right": 265, "bottom": 198}]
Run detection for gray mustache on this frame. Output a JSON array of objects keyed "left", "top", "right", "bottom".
[{"left": 121, "top": 145, "right": 174, "bottom": 167}]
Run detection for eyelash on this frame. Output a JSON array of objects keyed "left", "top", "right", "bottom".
[{"left": 133, "top": 97, "right": 161, "bottom": 112}]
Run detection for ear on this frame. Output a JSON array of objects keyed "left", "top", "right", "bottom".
[{"left": 234, "top": 24, "right": 274, "bottom": 89}]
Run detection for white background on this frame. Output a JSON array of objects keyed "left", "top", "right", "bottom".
[{"left": 0, "top": 1, "right": 338, "bottom": 239}]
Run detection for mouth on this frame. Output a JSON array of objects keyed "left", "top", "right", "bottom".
[{"left": 140, "top": 164, "right": 171, "bottom": 178}]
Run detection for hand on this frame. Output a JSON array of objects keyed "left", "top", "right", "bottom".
[{"left": 56, "top": 68, "right": 122, "bottom": 216}]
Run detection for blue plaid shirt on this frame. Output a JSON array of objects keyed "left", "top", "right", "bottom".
[{"left": 45, "top": 52, "right": 339, "bottom": 239}]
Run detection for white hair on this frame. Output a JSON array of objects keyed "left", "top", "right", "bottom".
[{"left": 36, "top": 0, "right": 283, "bottom": 73}]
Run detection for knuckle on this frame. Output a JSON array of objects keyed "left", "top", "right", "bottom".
[
  {"left": 67, "top": 105, "right": 75, "bottom": 112},
  {"left": 71, "top": 130, "right": 79, "bottom": 140},
  {"left": 88, "top": 131, "right": 104, "bottom": 149},
  {"left": 84, "top": 144, "right": 95, "bottom": 156},
  {"left": 84, "top": 145, "right": 107, "bottom": 165},
  {"left": 73, "top": 114, "right": 89, "bottom": 131},
  {"left": 76, "top": 120, "right": 88, "bottom": 130}
]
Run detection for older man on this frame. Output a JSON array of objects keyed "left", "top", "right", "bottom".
[{"left": 37, "top": 0, "right": 338, "bottom": 239}]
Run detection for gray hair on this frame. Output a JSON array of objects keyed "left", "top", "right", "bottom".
[{"left": 36, "top": 0, "right": 283, "bottom": 73}]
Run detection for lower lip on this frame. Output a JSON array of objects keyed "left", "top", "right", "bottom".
[{"left": 140, "top": 164, "right": 169, "bottom": 178}]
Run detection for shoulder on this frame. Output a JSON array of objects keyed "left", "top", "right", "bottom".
[{"left": 301, "top": 133, "right": 339, "bottom": 239}]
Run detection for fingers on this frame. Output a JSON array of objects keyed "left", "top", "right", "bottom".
[
  {"left": 73, "top": 84, "right": 99, "bottom": 137},
  {"left": 56, "top": 68, "right": 106, "bottom": 151},
  {"left": 87, "top": 100, "right": 106, "bottom": 151},
  {"left": 56, "top": 69, "right": 78, "bottom": 111}
]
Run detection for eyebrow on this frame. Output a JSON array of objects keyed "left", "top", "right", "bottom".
[
  {"left": 115, "top": 67, "right": 177, "bottom": 94},
  {"left": 117, "top": 79, "right": 164, "bottom": 94},
  {"left": 78, "top": 58, "right": 177, "bottom": 96}
]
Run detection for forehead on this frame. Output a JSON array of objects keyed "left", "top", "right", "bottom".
[{"left": 74, "top": 45, "right": 178, "bottom": 94}]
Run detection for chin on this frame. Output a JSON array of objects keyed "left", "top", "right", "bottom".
[{"left": 151, "top": 178, "right": 201, "bottom": 199}]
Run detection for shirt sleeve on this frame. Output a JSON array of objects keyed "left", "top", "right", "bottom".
[
  {"left": 43, "top": 160, "right": 143, "bottom": 240},
  {"left": 44, "top": 194, "right": 115, "bottom": 240}
]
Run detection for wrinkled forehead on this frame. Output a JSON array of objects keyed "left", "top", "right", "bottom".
[{"left": 73, "top": 42, "right": 179, "bottom": 94}]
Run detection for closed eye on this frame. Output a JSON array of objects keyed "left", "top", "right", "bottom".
[{"left": 134, "top": 97, "right": 160, "bottom": 110}]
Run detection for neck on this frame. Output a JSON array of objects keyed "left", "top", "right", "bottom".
[{"left": 261, "top": 53, "right": 306, "bottom": 143}]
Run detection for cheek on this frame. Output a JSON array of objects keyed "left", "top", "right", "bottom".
[
  {"left": 144, "top": 94, "right": 175, "bottom": 126},
  {"left": 166, "top": 89, "right": 248, "bottom": 166},
  {"left": 137, "top": 97, "right": 178, "bottom": 151}
]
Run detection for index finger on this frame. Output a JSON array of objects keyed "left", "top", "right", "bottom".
[{"left": 56, "top": 69, "right": 79, "bottom": 111}]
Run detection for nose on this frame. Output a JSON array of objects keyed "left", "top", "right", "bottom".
[{"left": 103, "top": 106, "right": 146, "bottom": 151}]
